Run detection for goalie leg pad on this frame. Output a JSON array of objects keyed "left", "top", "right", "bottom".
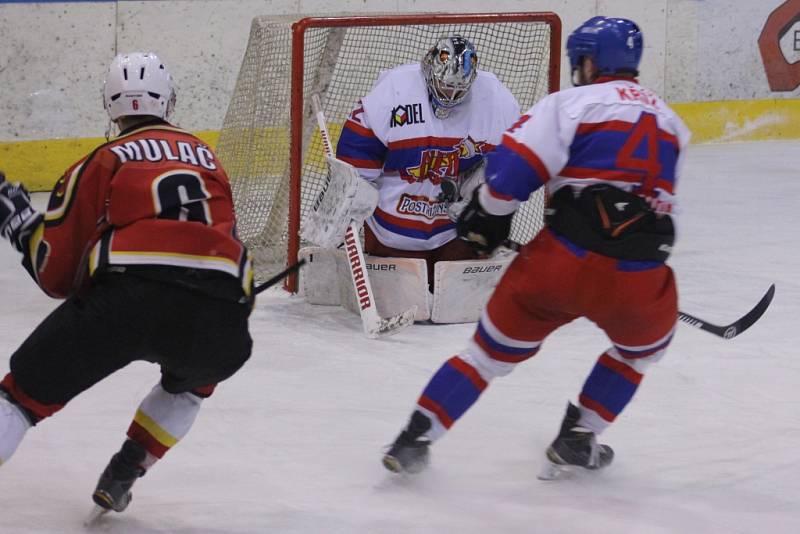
[
  {"left": 337, "top": 255, "right": 430, "bottom": 321},
  {"left": 298, "top": 246, "right": 344, "bottom": 306},
  {"left": 431, "top": 256, "right": 515, "bottom": 324}
]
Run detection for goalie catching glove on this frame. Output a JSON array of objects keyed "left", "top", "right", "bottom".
[
  {"left": 456, "top": 185, "right": 512, "bottom": 255},
  {"left": 0, "top": 172, "right": 42, "bottom": 253},
  {"left": 445, "top": 157, "right": 487, "bottom": 222}
]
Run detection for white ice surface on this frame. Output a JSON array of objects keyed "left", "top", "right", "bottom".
[{"left": 0, "top": 141, "right": 798, "bottom": 533}]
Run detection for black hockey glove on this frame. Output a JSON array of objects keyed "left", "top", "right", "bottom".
[
  {"left": 437, "top": 177, "right": 458, "bottom": 203},
  {"left": 0, "top": 174, "right": 42, "bottom": 253},
  {"left": 456, "top": 186, "right": 512, "bottom": 255}
]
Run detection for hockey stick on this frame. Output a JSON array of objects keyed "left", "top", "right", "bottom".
[
  {"left": 254, "top": 259, "right": 306, "bottom": 296},
  {"left": 310, "top": 94, "right": 416, "bottom": 338},
  {"left": 677, "top": 284, "right": 775, "bottom": 339},
  {"left": 502, "top": 240, "right": 774, "bottom": 340}
]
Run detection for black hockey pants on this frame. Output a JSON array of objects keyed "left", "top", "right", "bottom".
[{"left": 5, "top": 267, "right": 252, "bottom": 423}]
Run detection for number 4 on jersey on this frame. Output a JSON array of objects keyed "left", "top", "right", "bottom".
[{"left": 616, "top": 112, "right": 661, "bottom": 197}]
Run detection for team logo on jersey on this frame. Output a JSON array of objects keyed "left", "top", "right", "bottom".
[
  {"left": 390, "top": 103, "right": 426, "bottom": 127},
  {"left": 403, "top": 136, "right": 490, "bottom": 184},
  {"left": 396, "top": 193, "right": 449, "bottom": 220}
]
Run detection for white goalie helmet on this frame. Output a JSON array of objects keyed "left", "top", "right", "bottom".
[
  {"left": 103, "top": 52, "right": 175, "bottom": 121},
  {"left": 421, "top": 35, "right": 478, "bottom": 118}
]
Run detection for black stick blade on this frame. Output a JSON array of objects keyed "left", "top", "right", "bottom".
[{"left": 678, "top": 284, "right": 775, "bottom": 339}]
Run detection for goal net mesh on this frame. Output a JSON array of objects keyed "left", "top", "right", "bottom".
[{"left": 217, "top": 14, "right": 560, "bottom": 287}]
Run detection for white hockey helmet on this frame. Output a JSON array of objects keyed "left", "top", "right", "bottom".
[
  {"left": 103, "top": 52, "right": 175, "bottom": 121},
  {"left": 421, "top": 35, "right": 478, "bottom": 118}
]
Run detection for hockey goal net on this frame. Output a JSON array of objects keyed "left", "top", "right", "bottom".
[{"left": 217, "top": 13, "right": 562, "bottom": 291}]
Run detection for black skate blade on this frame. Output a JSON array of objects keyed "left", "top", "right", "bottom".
[
  {"left": 538, "top": 460, "right": 580, "bottom": 481},
  {"left": 382, "top": 453, "right": 404, "bottom": 473},
  {"left": 83, "top": 504, "right": 110, "bottom": 528},
  {"left": 91, "top": 487, "right": 132, "bottom": 513},
  {"left": 381, "top": 451, "right": 430, "bottom": 475},
  {"left": 91, "top": 490, "right": 115, "bottom": 510},
  {"left": 537, "top": 459, "right": 611, "bottom": 481}
]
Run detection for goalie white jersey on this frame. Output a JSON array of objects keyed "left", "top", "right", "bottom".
[{"left": 336, "top": 63, "right": 519, "bottom": 251}]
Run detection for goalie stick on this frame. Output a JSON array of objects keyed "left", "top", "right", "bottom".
[
  {"left": 309, "top": 94, "right": 415, "bottom": 338},
  {"left": 501, "top": 240, "right": 774, "bottom": 340}
]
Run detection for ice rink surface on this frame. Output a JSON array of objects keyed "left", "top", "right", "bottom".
[{"left": 0, "top": 141, "right": 798, "bottom": 533}]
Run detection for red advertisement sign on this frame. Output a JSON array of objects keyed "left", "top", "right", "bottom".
[{"left": 758, "top": 0, "right": 800, "bottom": 91}]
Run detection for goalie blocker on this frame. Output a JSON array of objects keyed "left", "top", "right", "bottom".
[
  {"left": 301, "top": 156, "right": 379, "bottom": 249},
  {"left": 299, "top": 246, "right": 514, "bottom": 324}
]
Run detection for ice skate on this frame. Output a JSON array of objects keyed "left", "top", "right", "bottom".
[
  {"left": 382, "top": 411, "right": 432, "bottom": 474},
  {"left": 87, "top": 439, "right": 147, "bottom": 522},
  {"left": 538, "top": 402, "right": 614, "bottom": 480}
]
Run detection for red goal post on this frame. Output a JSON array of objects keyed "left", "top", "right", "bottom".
[{"left": 217, "top": 12, "right": 562, "bottom": 292}]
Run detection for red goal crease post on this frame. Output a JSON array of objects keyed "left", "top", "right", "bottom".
[{"left": 216, "top": 12, "right": 562, "bottom": 292}]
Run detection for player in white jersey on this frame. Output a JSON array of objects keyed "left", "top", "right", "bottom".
[
  {"left": 383, "top": 17, "right": 691, "bottom": 477},
  {"left": 336, "top": 35, "right": 520, "bottom": 286}
]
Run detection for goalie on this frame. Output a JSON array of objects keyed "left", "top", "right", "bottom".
[{"left": 334, "top": 35, "right": 520, "bottom": 287}]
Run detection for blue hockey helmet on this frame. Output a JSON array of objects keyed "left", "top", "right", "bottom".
[{"left": 566, "top": 17, "right": 643, "bottom": 79}]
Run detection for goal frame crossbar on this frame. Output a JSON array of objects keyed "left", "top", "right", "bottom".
[{"left": 284, "top": 12, "right": 562, "bottom": 291}]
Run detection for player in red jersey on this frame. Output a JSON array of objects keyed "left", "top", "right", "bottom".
[{"left": 0, "top": 53, "right": 253, "bottom": 515}]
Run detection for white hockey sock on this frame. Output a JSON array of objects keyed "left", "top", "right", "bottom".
[
  {"left": 576, "top": 405, "right": 611, "bottom": 435},
  {"left": 127, "top": 383, "right": 204, "bottom": 460},
  {"left": 0, "top": 396, "right": 31, "bottom": 465}
]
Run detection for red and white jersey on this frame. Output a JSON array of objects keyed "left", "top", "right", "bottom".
[
  {"left": 336, "top": 63, "right": 519, "bottom": 251},
  {"left": 22, "top": 121, "right": 253, "bottom": 299},
  {"left": 480, "top": 78, "right": 691, "bottom": 224}
]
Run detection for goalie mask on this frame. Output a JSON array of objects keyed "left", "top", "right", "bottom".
[
  {"left": 103, "top": 52, "right": 176, "bottom": 121},
  {"left": 422, "top": 36, "right": 478, "bottom": 119}
]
